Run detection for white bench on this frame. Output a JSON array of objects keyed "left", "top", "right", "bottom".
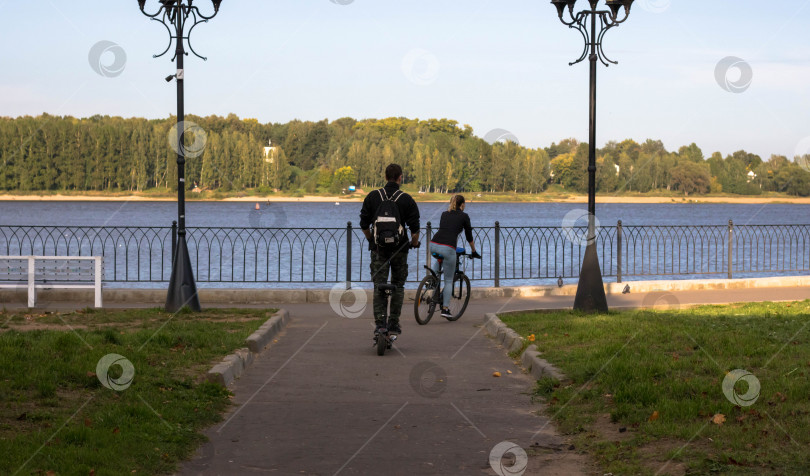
[{"left": 0, "top": 256, "right": 103, "bottom": 308}]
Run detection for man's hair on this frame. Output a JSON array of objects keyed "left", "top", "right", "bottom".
[{"left": 385, "top": 164, "right": 403, "bottom": 182}]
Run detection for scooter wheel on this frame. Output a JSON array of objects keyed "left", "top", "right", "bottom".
[{"left": 376, "top": 333, "right": 387, "bottom": 356}]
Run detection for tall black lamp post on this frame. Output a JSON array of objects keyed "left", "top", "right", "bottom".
[
  {"left": 551, "top": 0, "right": 634, "bottom": 313},
  {"left": 137, "top": 0, "right": 223, "bottom": 312}
]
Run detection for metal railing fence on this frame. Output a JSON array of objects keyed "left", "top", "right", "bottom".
[{"left": 1, "top": 221, "right": 808, "bottom": 285}]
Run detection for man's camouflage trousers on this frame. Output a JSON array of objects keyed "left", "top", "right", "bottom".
[{"left": 369, "top": 247, "right": 409, "bottom": 327}]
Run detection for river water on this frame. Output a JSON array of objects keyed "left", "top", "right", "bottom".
[{"left": 0, "top": 200, "right": 806, "bottom": 227}]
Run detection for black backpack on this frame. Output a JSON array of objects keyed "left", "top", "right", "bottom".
[{"left": 372, "top": 188, "right": 406, "bottom": 250}]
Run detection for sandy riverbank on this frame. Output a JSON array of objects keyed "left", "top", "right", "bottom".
[
  {"left": 1, "top": 193, "right": 809, "bottom": 204},
  {"left": 0, "top": 194, "right": 353, "bottom": 203}
]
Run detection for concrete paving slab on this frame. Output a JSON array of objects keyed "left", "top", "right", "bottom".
[
  {"left": 174, "top": 286, "right": 809, "bottom": 475},
  {"left": 178, "top": 298, "right": 587, "bottom": 475}
]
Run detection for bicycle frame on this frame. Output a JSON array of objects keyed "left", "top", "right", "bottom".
[{"left": 423, "top": 253, "right": 466, "bottom": 300}]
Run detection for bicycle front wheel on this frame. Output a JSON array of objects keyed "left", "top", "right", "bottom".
[
  {"left": 414, "top": 275, "right": 438, "bottom": 325},
  {"left": 444, "top": 273, "right": 471, "bottom": 321}
]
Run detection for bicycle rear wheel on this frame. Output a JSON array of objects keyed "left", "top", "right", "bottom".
[
  {"left": 444, "top": 273, "right": 471, "bottom": 321},
  {"left": 414, "top": 275, "right": 438, "bottom": 325}
]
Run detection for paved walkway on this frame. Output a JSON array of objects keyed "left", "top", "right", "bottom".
[
  {"left": 176, "top": 286, "right": 809, "bottom": 476},
  {"left": 179, "top": 298, "right": 585, "bottom": 476}
]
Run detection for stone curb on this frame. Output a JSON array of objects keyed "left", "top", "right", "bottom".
[
  {"left": 206, "top": 309, "right": 290, "bottom": 387},
  {"left": 4, "top": 274, "right": 809, "bottom": 306},
  {"left": 484, "top": 313, "right": 524, "bottom": 354},
  {"left": 245, "top": 309, "right": 291, "bottom": 353},
  {"left": 484, "top": 313, "right": 566, "bottom": 382}
]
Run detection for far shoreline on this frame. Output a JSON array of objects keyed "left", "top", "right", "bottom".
[{"left": 1, "top": 193, "right": 809, "bottom": 205}]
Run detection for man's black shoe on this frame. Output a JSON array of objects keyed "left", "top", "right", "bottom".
[
  {"left": 388, "top": 322, "right": 402, "bottom": 334},
  {"left": 440, "top": 307, "right": 453, "bottom": 318}
]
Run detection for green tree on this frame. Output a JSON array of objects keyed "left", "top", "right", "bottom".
[
  {"left": 317, "top": 167, "right": 333, "bottom": 191},
  {"left": 550, "top": 152, "right": 575, "bottom": 189},
  {"left": 669, "top": 162, "right": 711, "bottom": 196},
  {"left": 333, "top": 166, "right": 357, "bottom": 191},
  {"left": 268, "top": 146, "right": 290, "bottom": 191},
  {"left": 678, "top": 143, "right": 704, "bottom": 162}
]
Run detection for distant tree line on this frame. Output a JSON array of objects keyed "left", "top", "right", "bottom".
[{"left": 1, "top": 113, "right": 808, "bottom": 196}]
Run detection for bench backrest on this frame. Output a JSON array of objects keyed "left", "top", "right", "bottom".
[
  {"left": 0, "top": 256, "right": 103, "bottom": 282},
  {"left": 0, "top": 257, "right": 28, "bottom": 281}
]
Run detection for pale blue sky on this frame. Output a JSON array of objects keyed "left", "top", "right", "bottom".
[{"left": 1, "top": 1, "right": 809, "bottom": 160}]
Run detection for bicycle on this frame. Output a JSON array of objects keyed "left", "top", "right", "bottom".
[{"left": 414, "top": 247, "right": 479, "bottom": 325}]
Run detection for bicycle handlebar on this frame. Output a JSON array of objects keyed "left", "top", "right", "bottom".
[{"left": 454, "top": 250, "right": 482, "bottom": 259}]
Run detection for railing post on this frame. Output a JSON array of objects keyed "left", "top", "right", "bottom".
[
  {"left": 728, "top": 219, "right": 733, "bottom": 279},
  {"left": 617, "top": 220, "right": 622, "bottom": 284},
  {"left": 171, "top": 220, "right": 177, "bottom": 265},
  {"left": 346, "top": 221, "right": 352, "bottom": 287},
  {"left": 425, "top": 221, "right": 432, "bottom": 271},
  {"left": 494, "top": 221, "right": 501, "bottom": 288}
]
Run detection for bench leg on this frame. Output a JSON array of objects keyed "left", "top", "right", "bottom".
[
  {"left": 28, "top": 256, "right": 36, "bottom": 308},
  {"left": 95, "top": 257, "right": 103, "bottom": 308}
]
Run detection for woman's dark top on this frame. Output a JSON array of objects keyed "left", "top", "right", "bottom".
[{"left": 431, "top": 210, "right": 473, "bottom": 247}]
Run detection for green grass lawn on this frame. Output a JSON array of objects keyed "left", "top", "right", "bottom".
[
  {"left": 0, "top": 307, "right": 275, "bottom": 476},
  {"left": 501, "top": 301, "right": 810, "bottom": 476}
]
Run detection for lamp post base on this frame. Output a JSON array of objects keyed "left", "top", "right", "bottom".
[
  {"left": 165, "top": 235, "right": 201, "bottom": 312},
  {"left": 573, "top": 242, "right": 609, "bottom": 313}
]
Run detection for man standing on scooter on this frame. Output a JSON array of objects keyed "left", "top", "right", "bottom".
[{"left": 360, "top": 164, "right": 421, "bottom": 335}]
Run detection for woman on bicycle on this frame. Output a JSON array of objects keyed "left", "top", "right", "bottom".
[{"left": 429, "top": 195, "right": 480, "bottom": 318}]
